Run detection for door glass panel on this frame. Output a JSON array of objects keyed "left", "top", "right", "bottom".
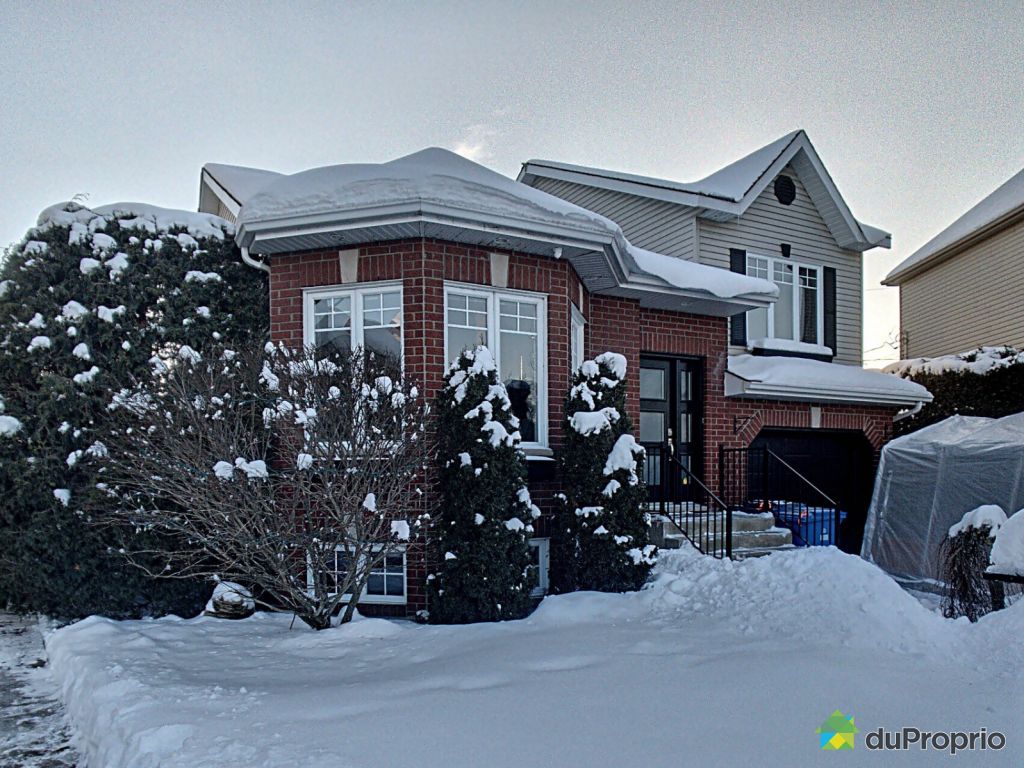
[
  {"left": 639, "top": 411, "right": 664, "bottom": 443},
  {"left": 678, "top": 413, "right": 691, "bottom": 443},
  {"left": 640, "top": 368, "right": 665, "bottom": 400},
  {"left": 679, "top": 369, "right": 691, "bottom": 400}
]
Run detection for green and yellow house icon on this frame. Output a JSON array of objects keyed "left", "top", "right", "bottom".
[{"left": 816, "top": 710, "right": 858, "bottom": 750}]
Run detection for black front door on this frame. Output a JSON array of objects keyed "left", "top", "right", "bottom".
[{"left": 639, "top": 356, "right": 702, "bottom": 502}]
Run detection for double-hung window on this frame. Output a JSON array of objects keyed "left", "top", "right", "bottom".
[
  {"left": 745, "top": 255, "right": 822, "bottom": 345},
  {"left": 319, "top": 548, "right": 407, "bottom": 604},
  {"left": 303, "top": 283, "right": 403, "bottom": 359},
  {"left": 444, "top": 284, "right": 548, "bottom": 448}
]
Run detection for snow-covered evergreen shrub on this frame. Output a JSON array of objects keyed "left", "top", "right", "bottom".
[
  {"left": 428, "top": 347, "right": 539, "bottom": 624},
  {"left": 0, "top": 202, "right": 267, "bottom": 618},
  {"left": 550, "top": 352, "right": 654, "bottom": 594},
  {"left": 940, "top": 505, "right": 1005, "bottom": 622}
]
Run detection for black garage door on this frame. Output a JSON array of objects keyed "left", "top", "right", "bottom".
[{"left": 750, "top": 429, "right": 875, "bottom": 554}]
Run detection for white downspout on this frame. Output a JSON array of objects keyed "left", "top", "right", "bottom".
[
  {"left": 241, "top": 246, "right": 270, "bottom": 274},
  {"left": 893, "top": 401, "right": 925, "bottom": 422}
]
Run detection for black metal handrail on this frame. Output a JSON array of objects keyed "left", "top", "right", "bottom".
[
  {"left": 647, "top": 443, "right": 732, "bottom": 559},
  {"left": 765, "top": 448, "right": 837, "bottom": 507},
  {"left": 718, "top": 445, "right": 842, "bottom": 548}
]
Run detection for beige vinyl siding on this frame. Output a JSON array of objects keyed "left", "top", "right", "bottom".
[
  {"left": 900, "top": 217, "right": 1024, "bottom": 358},
  {"left": 529, "top": 178, "right": 697, "bottom": 260},
  {"left": 697, "top": 166, "right": 864, "bottom": 365}
]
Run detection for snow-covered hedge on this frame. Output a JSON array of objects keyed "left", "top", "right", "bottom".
[
  {"left": 0, "top": 201, "right": 267, "bottom": 618},
  {"left": 427, "top": 347, "right": 539, "bottom": 623},
  {"left": 887, "top": 346, "right": 1024, "bottom": 436},
  {"left": 550, "top": 352, "right": 654, "bottom": 594}
]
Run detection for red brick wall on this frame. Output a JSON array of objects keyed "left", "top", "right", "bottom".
[{"left": 269, "top": 237, "right": 900, "bottom": 616}]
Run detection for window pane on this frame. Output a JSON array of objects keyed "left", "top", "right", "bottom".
[
  {"left": 367, "top": 574, "right": 385, "bottom": 595},
  {"left": 449, "top": 293, "right": 467, "bottom": 311},
  {"left": 640, "top": 368, "right": 665, "bottom": 400},
  {"left": 800, "top": 282, "right": 818, "bottom": 344},
  {"left": 501, "top": 331, "right": 537, "bottom": 442},
  {"left": 680, "top": 369, "right": 692, "bottom": 401},
  {"left": 447, "top": 326, "right": 487, "bottom": 364},
  {"left": 364, "top": 326, "right": 402, "bottom": 359},
  {"left": 679, "top": 412, "right": 691, "bottom": 442},
  {"left": 316, "top": 329, "right": 351, "bottom": 352},
  {"left": 467, "top": 296, "right": 487, "bottom": 313},
  {"left": 385, "top": 554, "right": 403, "bottom": 570},
  {"left": 385, "top": 575, "right": 404, "bottom": 596},
  {"left": 775, "top": 279, "right": 794, "bottom": 340},
  {"left": 747, "top": 307, "right": 768, "bottom": 341},
  {"left": 639, "top": 411, "right": 664, "bottom": 443},
  {"left": 747, "top": 255, "right": 769, "bottom": 280}
]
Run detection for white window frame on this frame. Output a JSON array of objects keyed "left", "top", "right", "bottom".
[
  {"left": 443, "top": 282, "right": 549, "bottom": 449},
  {"left": 745, "top": 254, "right": 824, "bottom": 345},
  {"left": 528, "top": 537, "right": 550, "bottom": 598},
  {"left": 306, "top": 546, "right": 408, "bottom": 605},
  {"left": 570, "top": 304, "right": 586, "bottom": 373},
  {"left": 302, "top": 281, "right": 404, "bottom": 356}
]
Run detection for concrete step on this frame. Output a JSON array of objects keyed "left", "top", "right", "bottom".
[
  {"left": 732, "top": 544, "right": 799, "bottom": 560},
  {"left": 650, "top": 515, "right": 794, "bottom": 556},
  {"left": 730, "top": 526, "right": 792, "bottom": 550},
  {"left": 731, "top": 511, "right": 775, "bottom": 532}
]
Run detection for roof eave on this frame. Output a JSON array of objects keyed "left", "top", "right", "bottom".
[
  {"left": 238, "top": 203, "right": 772, "bottom": 315},
  {"left": 724, "top": 372, "right": 933, "bottom": 407},
  {"left": 883, "top": 204, "right": 1024, "bottom": 286}
]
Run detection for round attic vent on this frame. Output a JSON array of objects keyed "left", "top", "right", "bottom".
[{"left": 774, "top": 175, "right": 796, "bottom": 205}]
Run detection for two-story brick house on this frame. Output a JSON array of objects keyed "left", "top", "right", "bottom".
[{"left": 198, "top": 134, "right": 929, "bottom": 617}]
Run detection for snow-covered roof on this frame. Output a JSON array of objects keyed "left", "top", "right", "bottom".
[
  {"left": 519, "top": 130, "right": 890, "bottom": 252},
  {"left": 884, "top": 168, "right": 1024, "bottom": 285},
  {"left": 199, "top": 164, "right": 284, "bottom": 219},
  {"left": 230, "top": 148, "right": 778, "bottom": 315},
  {"left": 726, "top": 354, "right": 932, "bottom": 407},
  {"left": 885, "top": 346, "right": 1024, "bottom": 377}
]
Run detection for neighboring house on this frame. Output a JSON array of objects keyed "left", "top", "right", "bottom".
[
  {"left": 882, "top": 168, "right": 1024, "bottom": 359},
  {"left": 198, "top": 139, "right": 928, "bottom": 617}
]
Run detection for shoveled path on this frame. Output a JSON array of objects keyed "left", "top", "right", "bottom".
[{"left": 0, "top": 613, "right": 78, "bottom": 767}]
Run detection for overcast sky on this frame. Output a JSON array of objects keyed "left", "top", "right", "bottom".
[{"left": 2, "top": 0, "right": 1022, "bottom": 365}]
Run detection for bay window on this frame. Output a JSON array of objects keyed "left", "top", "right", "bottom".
[
  {"left": 745, "top": 255, "right": 823, "bottom": 345},
  {"left": 445, "top": 284, "right": 548, "bottom": 447},
  {"left": 303, "top": 283, "right": 403, "bottom": 359}
]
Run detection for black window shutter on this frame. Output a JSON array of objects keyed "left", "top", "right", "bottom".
[
  {"left": 823, "top": 266, "right": 837, "bottom": 356},
  {"left": 729, "top": 249, "right": 747, "bottom": 346}
]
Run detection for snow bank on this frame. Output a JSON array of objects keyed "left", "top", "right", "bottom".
[
  {"left": 46, "top": 545, "right": 1023, "bottom": 768},
  {"left": 886, "top": 345, "right": 1024, "bottom": 377}
]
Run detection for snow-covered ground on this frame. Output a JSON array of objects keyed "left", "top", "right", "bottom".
[
  {"left": 48, "top": 547, "right": 1023, "bottom": 768},
  {"left": 0, "top": 614, "right": 78, "bottom": 767}
]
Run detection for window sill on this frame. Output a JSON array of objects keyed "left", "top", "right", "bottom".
[{"left": 522, "top": 446, "right": 554, "bottom": 461}]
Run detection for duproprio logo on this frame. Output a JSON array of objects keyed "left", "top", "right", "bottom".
[{"left": 817, "top": 710, "right": 858, "bottom": 750}]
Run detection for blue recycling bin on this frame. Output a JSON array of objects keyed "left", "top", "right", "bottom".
[{"left": 768, "top": 501, "right": 846, "bottom": 547}]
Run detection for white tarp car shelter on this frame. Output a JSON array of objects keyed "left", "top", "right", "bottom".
[{"left": 862, "top": 413, "right": 1024, "bottom": 588}]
